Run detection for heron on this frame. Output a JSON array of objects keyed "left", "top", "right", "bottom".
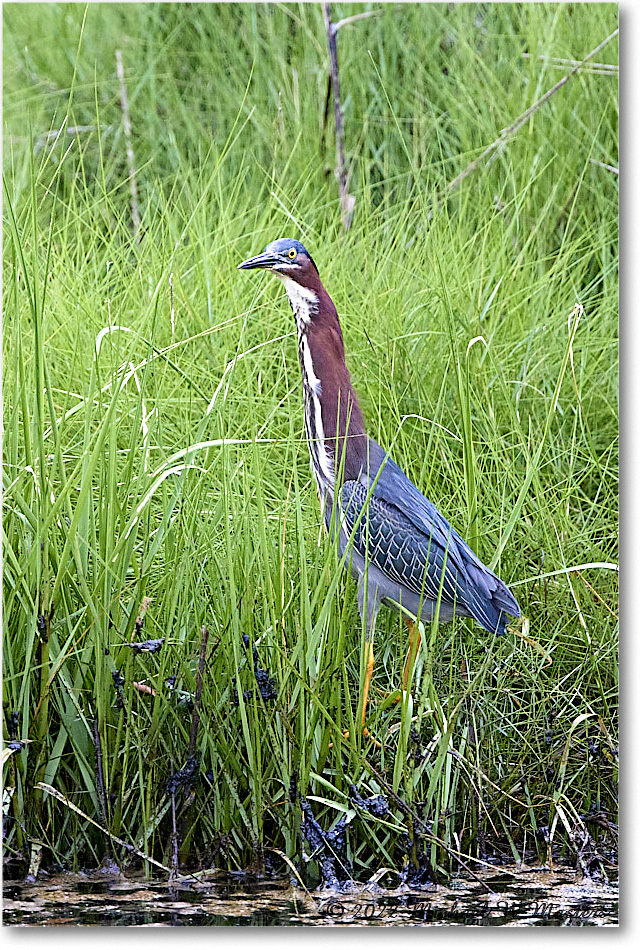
[{"left": 238, "top": 238, "right": 520, "bottom": 733}]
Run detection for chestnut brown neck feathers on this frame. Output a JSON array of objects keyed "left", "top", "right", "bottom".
[{"left": 276, "top": 269, "right": 368, "bottom": 501}]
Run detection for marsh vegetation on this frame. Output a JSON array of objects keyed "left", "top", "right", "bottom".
[{"left": 3, "top": 3, "right": 617, "bottom": 886}]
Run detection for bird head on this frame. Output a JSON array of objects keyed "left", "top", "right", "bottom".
[{"left": 237, "top": 238, "right": 319, "bottom": 287}]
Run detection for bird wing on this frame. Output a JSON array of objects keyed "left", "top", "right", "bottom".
[
  {"left": 337, "top": 439, "right": 520, "bottom": 632},
  {"left": 339, "top": 478, "right": 461, "bottom": 604}
]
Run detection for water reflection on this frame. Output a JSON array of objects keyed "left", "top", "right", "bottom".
[{"left": 3, "top": 865, "right": 617, "bottom": 927}]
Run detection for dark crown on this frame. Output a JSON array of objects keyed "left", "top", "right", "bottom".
[{"left": 265, "top": 238, "right": 319, "bottom": 273}]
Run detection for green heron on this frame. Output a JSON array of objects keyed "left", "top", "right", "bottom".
[{"left": 238, "top": 238, "right": 520, "bottom": 732}]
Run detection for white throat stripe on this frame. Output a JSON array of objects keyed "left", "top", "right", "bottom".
[{"left": 279, "top": 277, "right": 319, "bottom": 330}]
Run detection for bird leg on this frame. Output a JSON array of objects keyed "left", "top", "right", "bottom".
[
  {"left": 360, "top": 640, "right": 376, "bottom": 729},
  {"left": 402, "top": 617, "right": 421, "bottom": 691},
  {"left": 332, "top": 640, "right": 378, "bottom": 746},
  {"left": 354, "top": 576, "right": 382, "bottom": 741}
]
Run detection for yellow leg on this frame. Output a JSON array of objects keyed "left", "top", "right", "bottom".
[
  {"left": 402, "top": 617, "right": 421, "bottom": 691},
  {"left": 332, "top": 641, "right": 379, "bottom": 748},
  {"left": 360, "top": 640, "right": 376, "bottom": 730}
]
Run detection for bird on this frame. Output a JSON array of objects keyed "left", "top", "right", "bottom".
[{"left": 238, "top": 238, "right": 520, "bottom": 733}]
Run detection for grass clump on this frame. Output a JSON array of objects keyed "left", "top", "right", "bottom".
[{"left": 3, "top": 3, "right": 617, "bottom": 884}]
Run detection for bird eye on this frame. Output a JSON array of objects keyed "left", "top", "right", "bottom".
[{"left": 288, "top": 248, "right": 297, "bottom": 259}]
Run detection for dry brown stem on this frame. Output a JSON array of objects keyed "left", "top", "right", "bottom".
[
  {"left": 115, "top": 49, "right": 141, "bottom": 240},
  {"left": 322, "top": 3, "right": 355, "bottom": 230}
]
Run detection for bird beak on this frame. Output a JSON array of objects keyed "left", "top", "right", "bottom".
[{"left": 237, "top": 250, "right": 281, "bottom": 271}]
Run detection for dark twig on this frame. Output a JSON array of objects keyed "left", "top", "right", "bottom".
[
  {"left": 322, "top": 3, "right": 355, "bottom": 229},
  {"left": 188, "top": 625, "right": 210, "bottom": 758},
  {"left": 440, "top": 28, "right": 619, "bottom": 205},
  {"left": 37, "top": 782, "right": 171, "bottom": 874},
  {"left": 92, "top": 719, "right": 113, "bottom": 860},
  {"left": 169, "top": 759, "right": 179, "bottom": 885},
  {"left": 320, "top": 74, "right": 332, "bottom": 154},
  {"left": 115, "top": 49, "right": 141, "bottom": 240}
]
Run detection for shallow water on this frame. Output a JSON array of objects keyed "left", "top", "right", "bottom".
[{"left": 3, "top": 864, "right": 617, "bottom": 927}]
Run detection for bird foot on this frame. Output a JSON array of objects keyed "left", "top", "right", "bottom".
[
  {"left": 329, "top": 727, "right": 380, "bottom": 749},
  {"left": 360, "top": 727, "right": 381, "bottom": 747}
]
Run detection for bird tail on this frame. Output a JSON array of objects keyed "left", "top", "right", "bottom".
[{"left": 463, "top": 569, "right": 521, "bottom": 636}]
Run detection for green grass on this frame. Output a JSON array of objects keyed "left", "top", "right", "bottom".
[{"left": 3, "top": 3, "right": 618, "bottom": 883}]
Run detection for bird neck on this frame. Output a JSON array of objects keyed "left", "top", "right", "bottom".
[
  {"left": 280, "top": 276, "right": 319, "bottom": 332},
  {"left": 279, "top": 274, "right": 368, "bottom": 500}
]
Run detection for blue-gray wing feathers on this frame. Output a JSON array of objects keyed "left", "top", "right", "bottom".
[{"left": 336, "top": 439, "right": 520, "bottom": 634}]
